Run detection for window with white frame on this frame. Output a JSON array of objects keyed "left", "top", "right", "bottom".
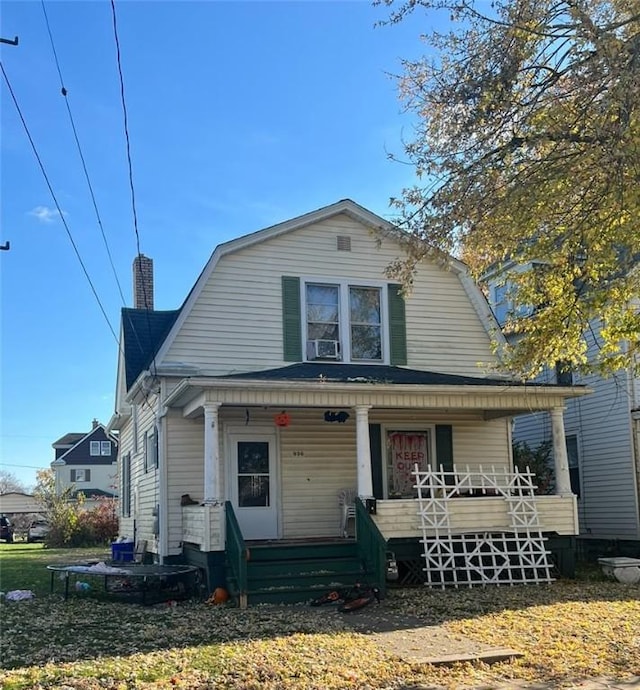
[
  {"left": 305, "top": 281, "right": 383, "bottom": 362},
  {"left": 71, "top": 468, "right": 90, "bottom": 483},
  {"left": 144, "top": 428, "right": 158, "bottom": 472},
  {"left": 121, "top": 453, "right": 131, "bottom": 517},
  {"left": 90, "top": 440, "right": 112, "bottom": 456},
  {"left": 565, "top": 434, "right": 581, "bottom": 498}
]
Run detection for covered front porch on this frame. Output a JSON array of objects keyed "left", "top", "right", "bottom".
[{"left": 158, "top": 364, "right": 587, "bottom": 601}]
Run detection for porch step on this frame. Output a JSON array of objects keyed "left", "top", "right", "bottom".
[
  {"left": 246, "top": 540, "right": 359, "bottom": 561},
  {"left": 227, "top": 540, "right": 374, "bottom": 606}
]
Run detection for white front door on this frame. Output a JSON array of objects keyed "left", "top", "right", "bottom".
[{"left": 228, "top": 431, "right": 279, "bottom": 540}]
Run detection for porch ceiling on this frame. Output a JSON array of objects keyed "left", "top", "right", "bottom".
[{"left": 164, "top": 364, "right": 590, "bottom": 419}]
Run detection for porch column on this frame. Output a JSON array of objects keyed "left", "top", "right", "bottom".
[
  {"left": 550, "top": 406, "right": 572, "bottom": 495},
  {"left": 355, "top": 405, "right": 373, "bottom": 498},
  {"left": 203, "top": 402, "right": 221, "bottom": 504}
]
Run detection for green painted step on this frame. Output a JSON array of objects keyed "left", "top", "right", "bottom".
[
  {"left": 246, "top": 541, "right": 358, "bottom": 561},
  {"left": 247, "top": 584, "right": 369, "bottom": 606},
  {"left": 247, "top": 557, "right": 365, "bottom": 579},
  {"left": 226, "top": 540, "right": 378, "bottom": 606}
]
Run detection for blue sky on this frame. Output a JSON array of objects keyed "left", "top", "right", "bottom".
[{"left": 1, "top": 1, "right": 438, "bottom": 490}]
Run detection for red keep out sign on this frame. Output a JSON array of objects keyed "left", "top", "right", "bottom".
[{"left": 389, "top": 432, "right": 429, "bottom": 496}]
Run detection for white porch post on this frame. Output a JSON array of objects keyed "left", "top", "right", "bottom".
[
  {"left": 355, "top": 405, "right": 373, "bottom": 498},
  {"left": 551, "top": 406, "right": 572, "bottom": 495},
  {"left": 203, "top": 402, "right": 221, "bottom": 504}
]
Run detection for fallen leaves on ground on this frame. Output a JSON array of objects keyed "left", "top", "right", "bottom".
[{"left": 1, "top": 580, "right": 638, "bottom": 689}]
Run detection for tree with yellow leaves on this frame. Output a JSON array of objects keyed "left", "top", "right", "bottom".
[{"left": 379, "top": 0, "right": 640, "bottom": 377}]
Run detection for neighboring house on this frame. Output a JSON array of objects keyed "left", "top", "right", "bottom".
[
  {"left": 51, "top": 420, "right": 118, "bottom": 505},
  {"left": 109, "top": 199, "right": 588, "bottom": 604},
  {"left": 485, "top": 264, "right": 640, "bottom": 556},
  {"left": 0, "top": 492, "right": 42, "bottom": 514}
]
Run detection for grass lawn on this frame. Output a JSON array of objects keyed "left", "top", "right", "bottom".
[{"left": 1, "top": 543, "right": 639, "bottom": 689}]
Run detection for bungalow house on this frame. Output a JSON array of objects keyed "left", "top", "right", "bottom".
[
  {"left": 109, "top": 200, "right": 588, "bottom": 605},
  {"left": 484, "top": 264, "right": 640, "bottom": 557},
  {"left": 51, "top": 421, "right": 118, "bottom": 506}
]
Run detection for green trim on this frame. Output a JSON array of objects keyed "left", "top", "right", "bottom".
[
  {"left": 435, "top": 425, "right": 454, "bottom": 473},
  {"left": 282, "top": 276, "right": 302, "bottom": 361},
  {"left": 369, "top": 424, "right": 383, "bottom": 499},
  {"left": 388, "top": 284, "right": 407, "bottom": 365}
]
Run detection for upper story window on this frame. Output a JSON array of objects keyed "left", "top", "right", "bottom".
[
  {"left": 90, "top": 440, "right": 112, "bottom": 456},
  {"left": 304, "top": 281, "right": 383, "bottom": 363},
  {"left": 282, "top": 276, "right": 406, "bottom": 366}
]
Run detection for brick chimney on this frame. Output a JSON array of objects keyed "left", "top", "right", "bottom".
[{"left": 133, "top": 254, "right": 154, "bottom": 310}]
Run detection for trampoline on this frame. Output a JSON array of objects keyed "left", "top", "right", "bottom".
[{"left": 47, "top": 562, "right": 199, "bottom": 605}]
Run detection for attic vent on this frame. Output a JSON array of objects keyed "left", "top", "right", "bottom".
[{"left": 336, "top": 235, "right": 351, "bottom": 251}]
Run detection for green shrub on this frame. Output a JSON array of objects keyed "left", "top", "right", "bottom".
[{"left": 512, "top": 440, "right": 554, "bottom": 494}]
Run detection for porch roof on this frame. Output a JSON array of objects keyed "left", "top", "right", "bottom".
[
  {"left": 164, "top": 364, "right": 590, "bottom": 419},
  {"left": 218, "top": 363, "right": 522, "bottom": 386}
]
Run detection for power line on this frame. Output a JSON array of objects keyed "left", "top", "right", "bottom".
[
  {"left": 0, "top": 61, "right": 120, "bottom": 345},
  {"left": 1, "top": 463, "right": 50, "bottom": 470},
  {"left": 40, "top": 0, "right": 128, "bottom": 307},
  {"left": 110, "top": 0, "right": 158, "bottom": 381},
  {"left": 109, "top": 0, "right": 142, "bottom": 258}
]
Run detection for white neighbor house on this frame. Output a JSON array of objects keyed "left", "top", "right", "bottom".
[
  {"left": 486, "top": 264, "right": 640, "bottom": 556},
  {"left": 109, "top": 200, "right": 588, "bottom": 605},
  {"left": 51, "top": 421, "right": 118, "bottom": 506}
]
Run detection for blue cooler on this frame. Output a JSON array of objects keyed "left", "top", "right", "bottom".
[{"left": 111, "top": 541, "right": 134, "bottom": 562}]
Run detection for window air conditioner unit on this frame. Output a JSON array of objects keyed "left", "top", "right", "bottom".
[{"left": 310, "top": 339, "right": 340, "bottom": 360}]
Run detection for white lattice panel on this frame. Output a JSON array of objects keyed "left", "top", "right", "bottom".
[{"left": 414, "top": 464, "right": 554, "bottom": 588}]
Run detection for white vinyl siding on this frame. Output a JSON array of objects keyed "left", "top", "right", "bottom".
[
  {"left": 513, "top": 356, "right": 640, "bottom": 540},
  {"left": 117, "top": 396, "right": 160, "bottom": 549},
  {"left": 158, "top": 407, "right": 513, "bottom": 544},
  {"left": 165, "top": 410, "right": 205, "bottom": 554},
  {"left": 373, "top": 494, "right": 578, "bottom": 539},
  {"left": 162, "top": 214, "right": 495, "bottom": 377}
]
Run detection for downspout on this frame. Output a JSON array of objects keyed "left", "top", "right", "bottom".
[{"left": 157, "top": 379, "right": 170, "bottom": 562}]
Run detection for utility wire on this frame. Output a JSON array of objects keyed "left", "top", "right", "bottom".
[
  {"left": 40, "top": 2, "right": 152, "bottom": 396},
  {"left": 110, "top": 0, "right": 142, "bottom": 259},
  {"left": 40, "top": 0, "right": 128, "bottom": 307},
  {"left": 0, "top": 61, "right": 120, "bottom": 345},
  {"left": 110, "top": 0, "right": 158, "bottom": 383}
]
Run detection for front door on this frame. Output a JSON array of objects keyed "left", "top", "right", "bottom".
[{"left": 228, "top": 432, "right": 279, "bottom": 540}]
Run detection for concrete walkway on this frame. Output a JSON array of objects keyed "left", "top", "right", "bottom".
[{"left": 339, "top": 608, "right": 639, "bottom": 690}]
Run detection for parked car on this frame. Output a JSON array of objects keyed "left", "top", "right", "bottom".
[
  {"left": 0, "top": 516, "right": 14, "bottom": 543},
  {"left": 27, "top": 519, "right": 49, "bottom": 543}
]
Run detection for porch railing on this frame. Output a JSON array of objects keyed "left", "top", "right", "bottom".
[
  {"left": 355, "top": 498, "right": 387, "bottom": 596},
  {"left": 224, "top": 501, "right": 248, "bottom": 608}
]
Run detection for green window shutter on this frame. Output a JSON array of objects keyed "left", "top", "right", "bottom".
[
  {"left": 369, "top": 424, "right": 384, "bottom": 499},
  {"left": 435, "top": 424, "right": 454, "bottom": 476},
  {"left": 86, "top": 469, "right": 91, "bottom": 482},
  {"left": 388, "top": 284, "right": 407, "bottom": 365},
  {"left": 282, "top": 276, "right": 302, "bottom": 362}
]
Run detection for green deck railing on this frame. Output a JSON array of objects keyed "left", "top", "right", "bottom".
[
  {"left": 355, "top": 498, "right": 388, "bottom": 596},
  {"left": 225, "top": 501, "right": 249, "bottom": 608}
]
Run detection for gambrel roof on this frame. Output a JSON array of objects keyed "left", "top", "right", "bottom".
[{"left": 148, "top": 199, "right": 499, "bottom": 379}]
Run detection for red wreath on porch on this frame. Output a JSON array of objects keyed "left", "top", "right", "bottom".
[{"left": 274, "top": 411, "right": 291, "bottom": 427}]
